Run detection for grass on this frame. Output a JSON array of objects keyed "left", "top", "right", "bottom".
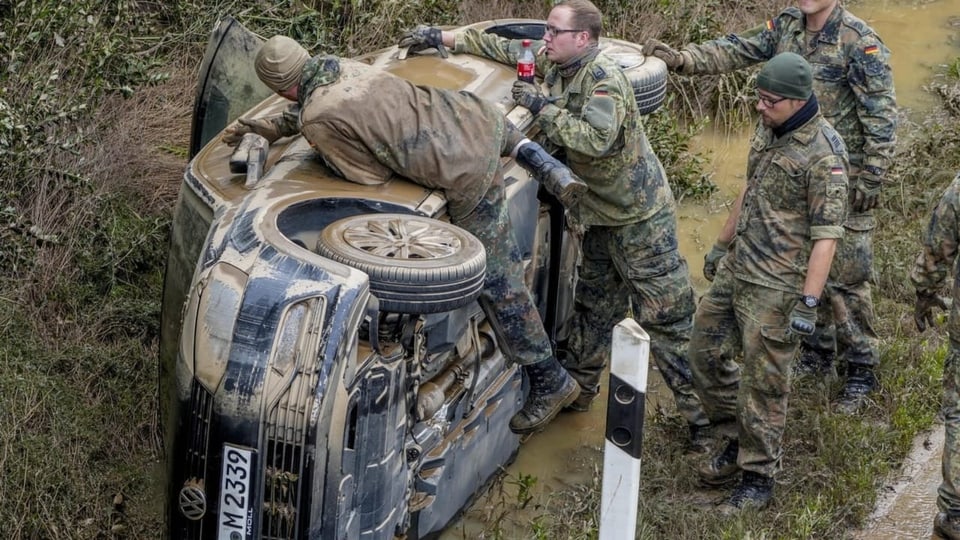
[{"left": 1, "top": 0, "right": 958, "bottom": 538}]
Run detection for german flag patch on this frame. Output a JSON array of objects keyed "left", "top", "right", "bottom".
[
  {"left": 594, "top": 89, "right": 608, "bottom": 96},
  {"left": 765, "top": 19, "right": 776, "bottom": 31},
  {"left": 864, "top": 45, "right": 879, "bottom": 55},
  {"left": 831, "top": 166, "right": 844, "bottom": 176}
]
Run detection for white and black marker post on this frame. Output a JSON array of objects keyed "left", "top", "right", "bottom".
[{"left": 598, "top": 317, "right": 649, "bottom": 540}]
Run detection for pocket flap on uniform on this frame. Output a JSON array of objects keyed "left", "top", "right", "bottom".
[{"left": 845, "top": 214, "right": 876, "bottom": 232}]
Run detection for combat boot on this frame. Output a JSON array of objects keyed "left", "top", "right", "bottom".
[
  {"left": 699, "top": 438, "right": 740, "bottom": 486},
  {"left": 510, "top": 357, "right": 580, "bottom": 434},
  {"left": 514, "top": 143, "right": 588, "bottom": 207},
  {"left": 834, "top": 364, "right": 877, "bottom": 415},
  {"left": 935, "top": 511, "right": 960, "bottom": 539},
  {"left": 718, "top": 471, "right": 774, "bottom": 515}
]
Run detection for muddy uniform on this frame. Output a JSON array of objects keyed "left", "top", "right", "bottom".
[
  {"left": 910, "top": 173, "right": 960, "bottom": 516},
  {"left": 690, "top": 113, "right": 847, "bottom": 476},
  {"left": 296, "top": 55, "right": 553, "bottom": 367},
  {"left": 681, "top": 4, "right": 897, "bottom": 372},
  {"left": 455, "top": 30, "right": 707, "bottom": 426}
]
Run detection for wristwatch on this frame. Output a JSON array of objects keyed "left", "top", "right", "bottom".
[{"left": 800, "top": 294, "right": 820, "bottom": 308}]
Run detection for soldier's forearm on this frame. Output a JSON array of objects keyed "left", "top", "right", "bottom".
[{"left": 803, "top": 238, "right": 838, "bottom": 298}]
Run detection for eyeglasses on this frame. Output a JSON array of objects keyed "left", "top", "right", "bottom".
[
  {"left": 544, "top": 25, "right": 583, "bottom": 37},
  {"left": 754, "top": 90, "right": 787, "bottom": 108}
]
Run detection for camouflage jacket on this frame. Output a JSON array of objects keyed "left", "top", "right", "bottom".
[
  {"left": 911, "top": 173, "right": 960, "bottom": 296},
  {"left": 296, "top": 55, "right": 506, "bottom": 220},
  {"left": 681, "top": 4, "right": 897, "bottom": 179},
  {"left": 455, "top": 29, "right": 674, "bottom": 226},
  {"left": 727, "top": 111, "right": 849, "bottom": 294}
]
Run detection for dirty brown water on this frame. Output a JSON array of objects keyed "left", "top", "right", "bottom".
[{"left": 442, "top": 1, "right": 960, "bottom": 538}]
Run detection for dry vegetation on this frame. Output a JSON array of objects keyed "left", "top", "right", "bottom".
[{"left": 2, "top": 0, "right": 959, "bottom": 538}]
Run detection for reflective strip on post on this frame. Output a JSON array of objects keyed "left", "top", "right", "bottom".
[{"left": 599, "top": 317, "right": 649, "bottom": 540}]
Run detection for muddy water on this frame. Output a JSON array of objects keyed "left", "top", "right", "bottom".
[{"left": 443, "top": 1, "right": 960, "bottom": 537}]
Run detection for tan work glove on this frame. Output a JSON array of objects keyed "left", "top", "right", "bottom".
[
  {"left": 222, "top": 117, "right": 282, "bottom": 146},
  {"left": 643, "top": 38, "right": 685, "bottom": 71}
]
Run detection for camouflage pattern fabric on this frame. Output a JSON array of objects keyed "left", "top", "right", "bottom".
[
  {"left": 725, "top": 113, "right": 848, "bottom": 294},
  {"left": 459, "top": 177, "right": 554, "bottom": 367},
  {"left": 941, "top": 345, "right": 960, "bottom": 515},
  {"left": 690, "top": 272, "right": 802, "bottom": 476},
  {"left": 294, "top": 55, "right": 555, "bottom": 367},
  {"left": 910, "top": 174, "right": 960, "bottom": 514},
  {"left": 561, "top": 204, "right": 707, "bottom": 427},
  {"left": 690, "top": 113, "right": 848, "bottom": 476},
  {"left": 298, "top": 56, "right": 505, "bottom": 220},
  {"left": 681, "top": 3, "right": 896, "bottom": 368},
  {"left": 456, "top": 27, "right": 706, "bottom": 426},
  {"left": 455, "top": 29, "right": 674, "bottom": 227}
]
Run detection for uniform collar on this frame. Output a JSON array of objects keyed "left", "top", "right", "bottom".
[
  {"left": 558, "top": 44, "right": 600, "bottom": 78},
  {"left": 804, "top": 4, "right": 844, "bottom": 45}
]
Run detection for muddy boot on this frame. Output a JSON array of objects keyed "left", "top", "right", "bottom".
[
  {"left": 510, "top": 358, "right": 580, "bottom": 434},
  {"left": 935, "top": 512, "right": 960, "bottom": 539},
  {"left": 834, "top": 364, "right": 877, "bottom": 415},
  {"left": 699, "top": 438, "right": 740, "bottom": 486},
  {"left": 514, "top": 142, "right": 588, "bottom": 207},
  {"left": 718, "top": 471, "right": 774, "bottom": 515}
]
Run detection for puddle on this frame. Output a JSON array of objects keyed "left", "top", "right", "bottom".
[{"left": 443, "top": 0, "right": 960, "bottom": 537}]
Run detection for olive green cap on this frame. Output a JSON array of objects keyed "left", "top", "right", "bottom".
[{"left": 757, "top": 52, "right": 812, "bottom": 100}]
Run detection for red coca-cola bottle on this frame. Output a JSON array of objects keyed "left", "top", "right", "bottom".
[{"left": 517, "top": 39, "right": 536, "bottom": 83}]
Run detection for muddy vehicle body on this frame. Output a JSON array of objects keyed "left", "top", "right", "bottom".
[{"left": 159, "top": 18, "right": 665, "bottom": 539}]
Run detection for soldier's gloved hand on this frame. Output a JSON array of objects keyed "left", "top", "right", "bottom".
[
  {"left": 703, "top": 241, "right": 729, "bottom": 282},
  {"left": 222, "top": 117, "right": 281, "bottom": 146},
  {"left": 512, "top": 80, "right": 548, "bottom": 114},
  {"left": 914, "top": 289, "right": 949, "bottom": 332},
  {"left": 851, "top": 171, "right": 882, "bottom": 212},
  {"left": 397, "top": 25, "right": 448, "bottom": 58},
  {"left": 788, "top": 300, "right": 817, "bottom": 336},
  {"left": 643, "top": 38, "right": 685, "bottom": 71}
]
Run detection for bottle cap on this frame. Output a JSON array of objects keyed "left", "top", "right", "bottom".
[{"left": 522, "top": 39, "right": 531, "bottom": 47}]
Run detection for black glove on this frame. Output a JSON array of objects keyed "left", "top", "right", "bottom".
[
  {"left": 643, "top": 38, "right": 685, "bottom": 71},
  {"left": 788, "top": 300, "right": 817, "bottom": 336},
  {"left": 702, "top": 241, "right": 729, "bottom": 282},
  {"left": 850, "top": 170, "right": 882, "bottom": 212},
  {"left": 511, "top": 80, "right": 548, "bottom": 114},
  {"left": 221, "top": 117, "right": 281, "bottom": 146},
  {"left": 397, "top": 25, "right": 448, "bottom": 58},
  {"left": 915, "top": 289, "right": 949, "bottom": 332}
]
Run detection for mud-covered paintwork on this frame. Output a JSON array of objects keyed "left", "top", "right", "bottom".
[{"left": 160, "top": 17, "right": 653, "bottom": 540}]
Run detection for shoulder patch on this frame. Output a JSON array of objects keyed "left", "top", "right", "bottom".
[
  {"left": 592, "top": 65, "right": 607, "bottom": 80},
  {"left": 841, "top": 11, "right": 872, "bottom": 37},
  {"left": 825, "top": 129, "right": 846, "bottom": 155},
  {"left": 781, "top": 7, "right": 802, "bottom": 20}
]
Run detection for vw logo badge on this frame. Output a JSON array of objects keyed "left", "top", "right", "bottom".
[{"left": 179, "top": 479, "right": 207, "bottom": 521}]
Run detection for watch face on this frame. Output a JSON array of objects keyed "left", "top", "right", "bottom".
[{"left": 802, "top": 296, "right": 818, "bottom": 308}]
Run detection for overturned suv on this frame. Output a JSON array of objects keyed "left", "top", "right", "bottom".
[{"left": 159, "top": 17, "right": 666, "bottom": 540}]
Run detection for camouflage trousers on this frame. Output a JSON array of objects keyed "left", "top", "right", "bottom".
[
  {"left": 689, "top": 267, "right": 801, "bottom": 478},
  {"left": 940, "top": 340, "right": 960, "bottom": 514},
  {"left": 457, "top": 176, "right": 553, "bottom": 367},
  {"left": 560, "top": 204, "right": 707, "bottom": 427},
  {"left": 802, "top": 214, "right": 879, "bottom": 368}
]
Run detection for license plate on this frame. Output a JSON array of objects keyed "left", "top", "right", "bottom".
[{"left": 218, "top": 444, "right": 256, "bottom": 540}]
